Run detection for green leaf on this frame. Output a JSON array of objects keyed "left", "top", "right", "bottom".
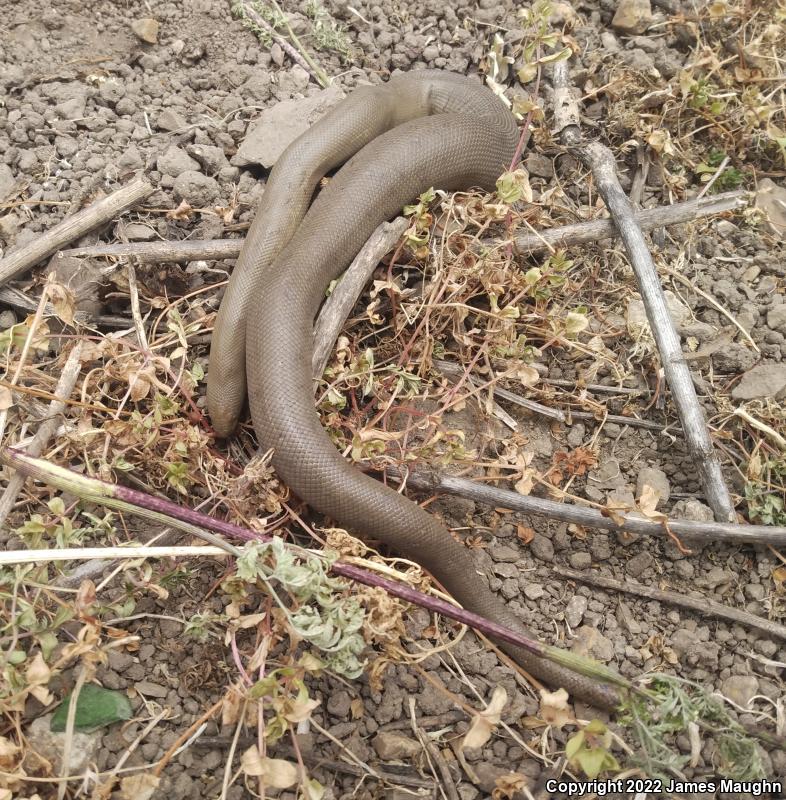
[{"left": 51, "top": 684, "right": 133, "bottom": 732}]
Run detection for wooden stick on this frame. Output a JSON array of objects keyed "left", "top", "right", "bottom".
[
  {"left": 58, "top": 238, "right": 243, "bottom": 263},
  {"left": 0, "top": 176, "right": 154, "bottom": 285},
  {"left": 513, "top": 191, "right": 746, "bottom": 254},
  {"left": 312, "top": 217, "right": 409, "bottom": 377},
  {"left": 553, "top": 566, "right": 786, "bottom": 641},
  {"left": 0, "top": 342, "right": 83, "bottom": 535},
  {"left": 387, "top": 467, "right": 786, "bottom": 546},
  {"left": 57, "top": 191, "right": 746, "bottom": 264},
  {"left": 551, "top": 60, "right": 735, "bottom": 523}
]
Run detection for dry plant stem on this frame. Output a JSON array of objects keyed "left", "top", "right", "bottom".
[
  {"left": 389, "top": 467, "right": 786, "bottom": 546},
  {"left": 513, "top": 190, "right": 746, "bottom": 255},
  {"left": 312, "top": 217, "right": 409, "bottom": 377},
  {"left": 235, "top": 0, "right": 330, "bottom": 87},
  {"left": 552, "top": 60, "right": 735, "bottom": 523},
  {"left": 2, "top": 449, "right": 631, "bottom": 692},
  {"left": 666, "top": 266, "right": 759, "bottom": 353},
  {"left": 0, "top": 341, "right": 83, "bottom": 534},
  {"left": 0, "top": 285, "right": 131, "bottom": 328},
  {"left": 553, "top": 566, "right": 786, "bottom": 641},
  {"left": 439, "top": 362, "right": 672, "bottom": 432},
  {"left": 154, "top": 698, "right": 223, "bottom": 777},
  {"left": 57, "top": 191, "right": 745, "bottom": 264},
  {"left": 0, "top": 177, "right": 154, "bottom": 285}
]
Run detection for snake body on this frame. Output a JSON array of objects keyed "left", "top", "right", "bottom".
[{"left": 208, "top": 71, "right": 618, "bottom": 709}]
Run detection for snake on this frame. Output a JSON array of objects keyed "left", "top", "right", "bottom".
[{"left": 207, "top": 70, "right": 619, "bottom": 710}]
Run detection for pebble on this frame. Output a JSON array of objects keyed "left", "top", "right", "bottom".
[
  {"left": 491, "top": 545, "right": 520, "bottom": 563},
  {"left": 571, "top": 625, "right": 614, "bottom": 662},
  {"left": 568, "top": 551, "right": 591, "bottom": 570},
  {"left": 635, "top": 466, "right": 670, "bottom": 506},
  {"left": 611, "top": 0, "right": 653, "bottom": 36},
  {"left": 626, "top": 551, "right": 653, "bottom": 578},
  {"left": 529, "top": 534, "right": 554, "bottom": 562},
  {"left": 372, "top": 732, "right": 421, "bottom": 760},
  {"left": 523, "top": 583, "right": 544, "bottom": 600},
  {"left": 173, "top": 171, "right": 220, "bottom": 206},
  {"left": 135, "top": 680, "right": 169, "bottom": 698},
  {"left": 326, "top": 689, "right": 352, "bottom": 719},
  {"left": 720, "top": 675, "right": 759, "bottom": 708},
  {"left": 157, "top": 145, "right": 201, "bottom": 177},
  {"left": 564, "top": 594, "right": 587, "bottom": 628},
  {"left": 156, "top": 109, "right": 187, "bottom": 132}
]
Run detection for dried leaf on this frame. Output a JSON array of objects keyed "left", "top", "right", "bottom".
[
  {"left": 26, "top": 652, "right": 51, "bottom": 687},
  {"left": 638, "top": 483, "right": 666, "bottom": 520},
  {"left": 517, "top": 525, "right": 535, "bottom": 544},
  {"left": 48, "top": 283, "right": 76, "bottom": 325},
  {"left": 492, "top": 772, "right": 529, "bottom": 800},
  {"left": 0, "top": 386, "right": 13, "bottom": 411},
  {"left": 119, "top": 773, "right": 160, "bottom": 800},
  {"left": 166, "top": 199, "right": 194, "bottom": 220},
  {"left": 462, "top": 686, "right": 507, "bottom": 750},
  {"left": 538, "top": 688, "right": 574, "bottom": 728},
  {"left": 240, "top": 748, "right": 298, "bottom": 788}
]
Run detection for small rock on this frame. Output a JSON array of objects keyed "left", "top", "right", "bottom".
[
  {"left": 671, "top": 498, "right": 714, "bottom": 522},
  {"left": 671, "top": 628, "right": 695, "bottom": 657},
  {"left": 326, "top": 689, "right": 352, "bottom": 719},
  {"left": 755, "top": 178, "right": 786, "bottom": 239},
  {"left": 569, "top": 551, "right": 591, "bottom": 570},
  {"left": 186, "top": 143, "right": 228, "bottom": 174},
  {"left": 173, "top": 171, "right": 220, "bottom": 206},
  {"left": 131, "top": 18, "right": 160, "bottom": 44},
  {"left": 523, "top": 583, "right": 544, "bottom": 600},
  {"left": 156, "top": 109, "right": 188, "bottom": 132},
  {"left": 589, "top": 534, "right": 612, "bottom": 561},
  {"left": 157, "top": 145, "right": 200, "bottom": 177},
  {"left": 767, "top": 305, "right": 786, "bottom": 334},
  {"left": 611, "top": 0, "right": 653, "bottom": 34},
  {"left": 122, "top": 223, "right": 157, "bottom": 241},
  {"left": 529, "top": 534, "right": 554, "bottom": 562},
  {"left": 135, "top": 680, "right": 168, "bottom": 698},
  {"left": 636, "top": 466, "right": 670, "bottom": 506},
  {"left": 98, "top": 80, "right": 125, "bottom": 105},
  {"left": 118, "top": 146, "right": 144, "bottom": 170},
  {"left": 600, "top": 31, "right": 622, "bottom": 52},
  {"left": 26, "top": 715, "right": 100, "bottom": 773},
  {"left": 713, "top": 343, "right": 758, "bottom": 373},
  {"left": 233, "top": 85, "right": 345, "bottom": 169},
  {"left": 372, "top": 732, "right": 421, "bottom": 761},
  {"left": 564, "top": 594, "right": 587, "bottom": 628},
  {"left": 525, "top": 152, "right": 553, "bottom": 178},
  {"left": 720, "top": 675, "right": 759, "bottom": 709},
  {"left": 0, "top": 164, "right": 15, "bottom": 198},
  {"left": 589, "top": 457, "right": 623, "bottom": 489},
  {"left": 732, "top": 363, "right": 786, "bottom": 400},
  {"left": 673, "top": 559, "right": 694, "bottom": 579},
  {"left": 625, "top": 551, "right": 653, "bottom": 578},
  {"left": 491, "top": 545, "right": 520, "bottom": 563},
  {"left": 571, "top": 625, "right": 614, "bottom": 662}
]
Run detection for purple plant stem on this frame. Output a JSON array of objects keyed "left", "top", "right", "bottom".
[{"left": 5, "top": 449, "right": 623, "bottom": 687}]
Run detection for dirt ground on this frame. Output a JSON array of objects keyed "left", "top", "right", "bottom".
[{"left": 1, "top": 0, "right": 785, "bottom": 798}]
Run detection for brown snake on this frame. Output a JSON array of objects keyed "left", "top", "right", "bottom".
[{"left": 207, "top": 70, "right": 619, "bottom": 709}]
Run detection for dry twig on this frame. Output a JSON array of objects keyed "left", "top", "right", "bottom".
[
  {"left": 554, "top": 566, "right": 786, "bottom": 641},
  {"left": 0, "top": 177, "right": 154, "bottom": 286},
  {"left": 551, "top": 60, "right": 735, "bottom": 523}
]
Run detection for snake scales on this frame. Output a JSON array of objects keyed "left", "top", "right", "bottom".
[{"left": 207, "top": 70, "right": 618, "bottom": 709}]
